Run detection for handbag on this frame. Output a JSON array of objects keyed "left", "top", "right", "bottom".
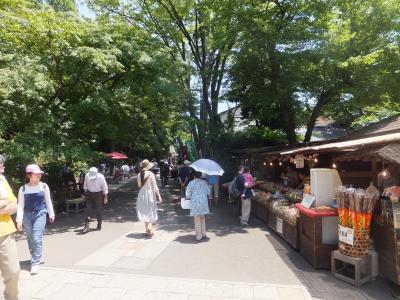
[{"left": 181, "top": 197, "right": 191, "bottom": 209}]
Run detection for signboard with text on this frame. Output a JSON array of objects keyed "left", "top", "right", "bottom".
[
  {"left": 301, "top": 194, "right": 315, "bottom": 209},
  {"left": 295, "top": 154, "right": 304, "bottom": 169},
  {"left": 338, "top": 225, "right": 354, "bottom": 245}
]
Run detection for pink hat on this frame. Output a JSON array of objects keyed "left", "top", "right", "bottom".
[{"left": 26, "top": 164, "right": 44, "bottom": 174}]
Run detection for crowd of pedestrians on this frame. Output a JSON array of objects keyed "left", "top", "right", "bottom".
[{"left": 0, "top": 151, "right": 254, "bottom": 300}]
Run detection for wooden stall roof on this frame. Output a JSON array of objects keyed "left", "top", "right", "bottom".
[
  {"left": 231, "top": 141, "right": 326, "bottom": 157},
  {"left": 347, "top": 114, "right": 400, "bottom": 139},
  {"left": 280, "top": 132, "right": 400, "bottom": 155},
  {"left": 232, "top": 113, "right": 400, "bottom": 158},
  {"left": 335, "top": 142, "right": 400, "bottom": 164}
]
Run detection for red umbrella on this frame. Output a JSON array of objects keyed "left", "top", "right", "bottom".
[{"left": 106, "top": 152, "right": 128, "bottom": 160}]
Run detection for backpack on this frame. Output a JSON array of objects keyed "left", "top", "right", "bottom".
[{"left": 228, "top": 176, "right": 240, "bottom": 198}]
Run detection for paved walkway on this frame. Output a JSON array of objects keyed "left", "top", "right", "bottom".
[{"left": 4, "top": 178, "right": 399, "bottom": 299}]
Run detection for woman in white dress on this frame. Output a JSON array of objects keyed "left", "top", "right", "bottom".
[{"left": 136, "top": 159, "right": 162, "bottom": 236}]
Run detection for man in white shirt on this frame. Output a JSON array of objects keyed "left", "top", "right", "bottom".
[
  {"left": 121, "top": 164, "right": 130, "bottom": 179},
  {"left": 82, "top": 167, "right": 108, "bottom": 234}
]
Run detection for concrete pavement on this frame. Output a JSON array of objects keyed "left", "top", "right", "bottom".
[{"left": 5, "top": 177, "right": 399, "bottom": 299}]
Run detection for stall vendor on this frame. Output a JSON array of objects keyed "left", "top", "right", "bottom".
[
  {"left": 297, "top": 171, "right": 310, "bottom": 190},
  {"left": 377, "top": 163, "right": 400, "bottom": 190},
  {"left": 282, "top": 166, "right": 298, "bottom": 188}
]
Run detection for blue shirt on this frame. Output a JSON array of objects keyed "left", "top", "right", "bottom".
[
  {"left": 179, "top": 166, "right": 190, "bottom": 182},
  {"left": 207, "top": 175, "right": 218, "bottom": 185}
]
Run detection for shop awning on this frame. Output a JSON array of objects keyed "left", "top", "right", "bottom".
[
  {"left": 334, "top": 143, "right": 400, "bottom": 164},
  {"left": 280, "top": 132, "right": 400, "bottom": 156}
]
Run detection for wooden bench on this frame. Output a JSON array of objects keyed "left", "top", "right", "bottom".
[{"left": 66, "top": 197, "right": 86, "bottom": 214}]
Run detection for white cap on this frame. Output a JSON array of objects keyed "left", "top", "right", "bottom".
[{"left": 88, "top": 167, "right": 98, "bottom": 179}]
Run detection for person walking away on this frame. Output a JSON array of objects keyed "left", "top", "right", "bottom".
[
  {"left": 81, "top": 167, "right": 108, "bottom": 233},
  {"left": 160, "top": 160, "right": 170, "bottom": 188},
  {"left": 0, "top": 155, "right": 20, "bottom": 299},
  {"left": 170, "top": 163, "right": 178, "bottom": 187},
  {"left": 236, "top": 166, "right": 253, "bottom": 226},
  {"left": 229, "top": 165, "right": 244, "bottom": 215},
  {"left": 186, "top": 171, "right": 211, "bottom": 241},
  {"left": 137, "top": 160, "right": 162, "bottom": 237},
  {"left": 98, "top": 163, "right": 106, "bottom": 175},
  {"left": 207, "top": 175, "right": 219, "bottom": 207},
  {"left": 151, "top": 159, "right": 159, "bottom": 176},
  {"left": 178, "top": 160, "right": 191, "bottom": 197},
  {"left": 78, "top": 170, "right": 85, "bottom": 195},
  {"left": 16, "top": 164, "right": 55, "bottom": 275}
]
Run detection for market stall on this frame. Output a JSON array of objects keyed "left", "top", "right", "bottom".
[
  {"left": 246, "top": 179, "right": 303, "bottom": 249},
  {"left": 372, "top": 186, "right": 400, "bottom": 285},
  {"left": 232, "top": 114, "right": 400, "bottom": 285},
  {"left": 335, "top": 142, "right": 400, "bottom": 285}
]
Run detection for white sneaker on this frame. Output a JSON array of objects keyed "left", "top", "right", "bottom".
[{"left": 30, "top": 265, "right": 39, "bottom": 275}]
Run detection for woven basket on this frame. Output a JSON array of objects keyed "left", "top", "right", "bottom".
[{"left": 339, "top": 229, "right": 370, "bottom": 257}]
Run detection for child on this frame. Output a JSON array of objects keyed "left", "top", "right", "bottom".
[
  {"left": 16, "top": 164, "right": 55, "bottom": 275},
  {"left": 242, "top": 171, "right": 254, "bottom": 198}
]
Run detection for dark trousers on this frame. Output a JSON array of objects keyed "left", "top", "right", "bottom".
[
  {"left": 161, "top": 175, "right": 168, "bottom": 188},
  {"left": 85, "top": 191, "right": 104, "bottom": 226}
]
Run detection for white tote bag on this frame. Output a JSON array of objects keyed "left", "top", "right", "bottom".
[{"left": 181, "top": 197, "right": 191, "bottom": 209}]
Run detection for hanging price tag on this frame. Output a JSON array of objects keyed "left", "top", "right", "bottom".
[
  {"left": 338, "top": 225, "right": 354, "bottom": 245},
  {"left": 295, "top": 154, "right": 304, "bottom": 169}
]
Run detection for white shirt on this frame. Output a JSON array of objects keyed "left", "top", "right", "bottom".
[
  {"left": 16, "top": 182, "right": 55, "bottom": 223},
  {"left": 83, "top": 173, "right": 108, "bottom": 194}
]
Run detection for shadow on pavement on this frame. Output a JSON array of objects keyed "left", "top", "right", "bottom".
[
  {"left": 174, "top": 234, "right": 202, "bottom": 244},
  {"left": 15, "top": 179, "right": 139, "bottom": 238},
  {"left": 265, "top": 228, "right": 396, "bottom": 300},
  {"left": 125, "top": 232, "right": 149, "bottom": 239}
]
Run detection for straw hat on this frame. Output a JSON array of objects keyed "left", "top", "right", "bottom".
[{"left": 140, "top": 159, "right": 154, "bottom": 171}]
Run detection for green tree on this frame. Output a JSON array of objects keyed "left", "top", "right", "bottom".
[
  {"left": 228, "top": 0, "right": 400, "bottom": 143},
  {"left": 0, "top": 0, "right": 187, "bottom": 166},
  {"left": 90, "top": 0, "right": 242, "bottom": 155}
]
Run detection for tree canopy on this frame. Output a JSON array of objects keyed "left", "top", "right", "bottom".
[
  {"left": 228, "top": 0, "right": 400, "bottom": 143},
  {"left": 0, "top": 0, "right": 187, "bottom": 168},
  {"left": 1, "top": 0, "right": 399, "bottom": 171}
]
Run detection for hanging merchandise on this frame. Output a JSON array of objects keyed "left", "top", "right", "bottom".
[{"left": 295, "top": 154, "right": 305, "bottom": 168}]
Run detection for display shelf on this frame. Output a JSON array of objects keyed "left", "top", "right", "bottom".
[
  {"left": 371, "top": 199, "right": 400, "bottom": 285},
  {"left": 267, "top": 208, "right": 300, "bottom": 250},
  {"left": 298, "top": 207, "right": 338, "bottom": 269}
]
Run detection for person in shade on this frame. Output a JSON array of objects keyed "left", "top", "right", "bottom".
[
  {"left": 178, "top": 160, "right": 191, "bottom": 197},
  {"left": 186, "top": 171, "right": 211, "bottom": 241},
  {"left": 136, "top": 159, "right": 162, "bottom": 237},
  {"left": 236, "top": 166, "right": 253, "bottom": 226},
  {"left": 81, "top": 167, "right": 108, "bottom": 234},
  {"left": 16, "top": 164, "right": 55, "bottom": 275},
  {"left": 0, "top": 154, "right": 20, "bottom": 299},
  {"left": 206, "top": 174, "right": 220, "bottom": 207}
]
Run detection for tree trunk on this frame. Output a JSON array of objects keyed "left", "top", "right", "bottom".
[
  {"left": 268, "top": 43, "right": 297, "bottom": 144},
  {"left": 279, "top": 98, "right": 297, "bottom": 145},
  {"left": 303, "top": 89, "right": 336, "bottom": 143}
]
